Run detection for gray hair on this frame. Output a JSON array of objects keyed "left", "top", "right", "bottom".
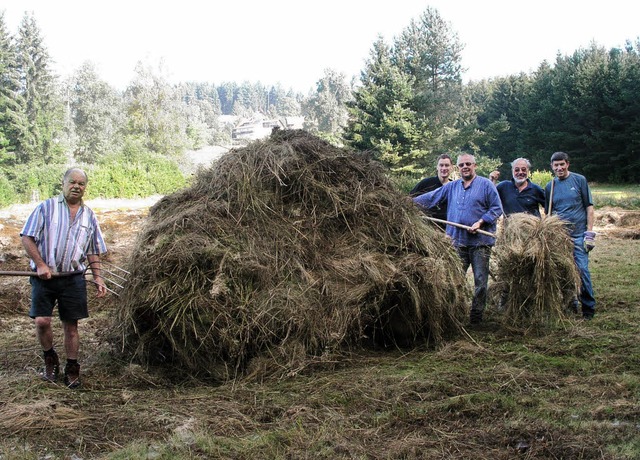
[
  {"left": 456, "top": 153, "right": 475, "bottom": 163},
  {"left": 63, "top": 168, "right": 88, "bottom": 183},
  {"left": 511, "top": 158, "right": 532, "bottom": 169}
]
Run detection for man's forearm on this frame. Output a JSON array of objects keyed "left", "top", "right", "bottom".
[
  {"left": 586, "top": 205, "right": 594, "bottom": 232},
  {"left": 21, "top": 235, "right": 46, "bottom": 268}
]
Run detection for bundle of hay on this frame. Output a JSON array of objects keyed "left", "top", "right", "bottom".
[
  {"left": 115, "top": 130, "right": 468, "bottom": 381},
  {"left": 492, "top": 213, "right": 580, "bottom": 331}
]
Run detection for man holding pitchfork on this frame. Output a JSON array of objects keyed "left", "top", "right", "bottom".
[
  {"left": 413, "top": 153, "right": 503, "bottom": 325},
  {"left": 20, "top": 168, "right": 107, "bottom": 388},
  {"left": 545, "top": 151, "right": 596, "bottom": 320}
]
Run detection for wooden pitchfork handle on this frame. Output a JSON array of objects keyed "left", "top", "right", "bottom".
[
  {"left": 548, "top": 177, "right": 555, "bottom": 215},
  {"left": 0, "top": 270, "right": 85, "bottom": 277},
  {"left": 422, "top": 216, "right": 497, "bottom": 238}
]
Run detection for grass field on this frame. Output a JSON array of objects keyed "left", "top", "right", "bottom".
[
  {"left": 0, "top": 204, "right": 638, "bottom": 459},
  {"left": 591, "top": 184, "right": 640, "bottom": 209}
]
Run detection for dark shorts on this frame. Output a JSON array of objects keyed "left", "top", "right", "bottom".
[{"left": 29, "top": 274, "right": 88, "bottom": 321}]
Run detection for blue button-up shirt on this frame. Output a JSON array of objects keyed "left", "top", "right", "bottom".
[{"left": 414, "top": 176, "right": 503, "bottom": 247}]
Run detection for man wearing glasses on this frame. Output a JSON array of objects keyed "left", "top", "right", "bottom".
[
  {"left": 497, "top": 158, "right": 545, "bottom": 217},
  {"left": 413, "top": 153, "right": 503, "bottom": 325}
]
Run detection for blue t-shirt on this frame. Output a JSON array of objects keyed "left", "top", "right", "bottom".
[
  {"left": 414, "top": 175, "right": 503, "bottom": 247},
  {"left": 497, "top": 179, "right": 545, "bottom": 217},
  {"left": 545, "top": 173, "right": 592, "bottom": 237}
]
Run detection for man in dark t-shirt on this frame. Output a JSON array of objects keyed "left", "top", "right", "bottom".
[
  {"left": 410, "top": 154, "right": 453, "bottom": 224},
  {"left": 497, "top": 158, "right": 545, "bottom": 217}
]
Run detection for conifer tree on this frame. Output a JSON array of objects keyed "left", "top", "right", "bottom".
[{"left": 14, "top": 13, "right": 64, "bottom": 164}]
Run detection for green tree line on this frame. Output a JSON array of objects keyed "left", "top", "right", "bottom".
[
  {"left": 344, "top": 7, "right": 639, "bottom": 183},
  {"left": 0, "top": 8, "right": 637, "bottom": 208}
]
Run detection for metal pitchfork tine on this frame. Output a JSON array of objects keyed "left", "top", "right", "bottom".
[{"left": 86, "top": 260, "right": 130, "bottom": 297}]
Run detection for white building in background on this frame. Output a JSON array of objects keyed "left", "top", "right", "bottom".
[{"left": 231, "top": 116, "right": 305, "bottom": 144}]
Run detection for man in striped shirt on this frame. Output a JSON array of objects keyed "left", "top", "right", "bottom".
[
  {"left": 21, "top": 168, "right": 107, "bottom": 389},
  {"left": 413, "top": 153, "right": 503, "bottom": 325}
]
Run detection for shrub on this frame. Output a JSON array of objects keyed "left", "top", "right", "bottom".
[
  {"left": 530, "top": 169, "right": 553, "bottom": 188},
  {"left": 390, "top": 173, "right": 421, "bottom": 194},
  {"left": 0, "top": 173, "right": 16, "bottom": 207},
  {"left": 87, "top": 151, "right": 187, "bottom": 199},
  {"left": 6, "top": 164, "right": 68, "bottom": 202}
]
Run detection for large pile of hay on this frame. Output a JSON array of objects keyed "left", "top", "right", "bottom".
[
  {"left": 115, "top": 130, "right": 468, "bottom": 380},
  {"left": 492, "top": 213, "right": 580, "bottom": 331}
]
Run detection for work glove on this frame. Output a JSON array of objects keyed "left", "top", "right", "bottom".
[{"left": 584, "top": 231, "right": 596, "bottom": 252}]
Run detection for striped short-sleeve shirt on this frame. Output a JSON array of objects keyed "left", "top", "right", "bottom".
[{"left": 20, "top": 195, "right": 108, "bottom": 273}]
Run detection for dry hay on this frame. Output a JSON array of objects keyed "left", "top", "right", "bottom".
[
  {"left": 493, "top": 213, "right": 580, "bottom": 331},
  {"left": 0, "top": 399, "right": 88, "bottom": 434},
  {"left": 114, "top": 130, "right": 468, "bottom": 381}
]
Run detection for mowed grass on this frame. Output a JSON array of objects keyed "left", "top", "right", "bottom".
[
  {"left": 591, "top": 183, "right": 640, "bottom": 209},
  {"left": 0, "top": 222, "right": 638, "bottom": 459}
]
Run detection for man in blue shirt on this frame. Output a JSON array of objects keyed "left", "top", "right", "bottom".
[
  {"left": 497, "top": 158, "right": 545, "bottom": 217},
  {"left": 544, "top": 152, "right": 596, "bottom": 319},
  {"left": 414, "top": 153, "right": 503, "bottom": 324},
  {"left": 21, "top": 168, "right": 107, "bottom": 388}
]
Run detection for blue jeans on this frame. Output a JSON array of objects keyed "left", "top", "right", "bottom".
[
  {"left": 456, "top": 245, "right": 491, "bottom": 318},
  {"left": 572, "top": 235, "right": 596, "bottom": 315}
]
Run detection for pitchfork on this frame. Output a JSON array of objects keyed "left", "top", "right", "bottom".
[{"left": 0, "top": 261, "right": 129, "bottom": 297}]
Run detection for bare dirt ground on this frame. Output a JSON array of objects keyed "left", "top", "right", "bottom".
[{"left": 0, "top": 199, "right": 638, "bottom": 459}]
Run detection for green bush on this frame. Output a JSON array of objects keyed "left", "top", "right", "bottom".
[
  {"left": 0, "top": 173, "right": 16, "bottom": 207},
  {"left": 390, "top": 173, "right": 421, "bottom": 194},
  {"left": 87, "top": 151, "right": 187, "bottom": 199},
  {"left": 530, "top": 169, "right": 553, "bottom": 188},
  {"left": 6, "top": 164, "right": 68, "bottom": 202}
]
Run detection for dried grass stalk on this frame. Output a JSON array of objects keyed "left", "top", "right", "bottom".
[
  {"left": 114, "top": 130, "right": 469, "bottom": 381},
  {"left": 493, "top": 213, "right": 580, "bottom": 331}
]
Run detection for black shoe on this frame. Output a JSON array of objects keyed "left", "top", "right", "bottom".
[
  {"left": 470, "top": 310, "right": 483, "bottom": 325},
  {"left": 64, "top": 362, "right": 81, "bottom": 389},
  {"left": 42, "top": 351, "right": 60, "bottom": 382}
]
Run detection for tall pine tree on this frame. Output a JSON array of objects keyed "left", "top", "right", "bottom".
[
  {"left": 0, "top": 12, "right": 21, "bottom": 163},
  {"left": 15, "top": 13, "right": 64, "bottom": 165}
]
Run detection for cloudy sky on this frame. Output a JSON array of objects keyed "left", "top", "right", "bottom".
[{"left": 2, "top": 0, "right": 639, "bottom": 92}]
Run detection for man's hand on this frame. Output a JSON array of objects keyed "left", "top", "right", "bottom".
[
  {"left": 36, "top": 263, "right": 52, "bottom": 280},
  {"left": 94, "top": 277, "right": 107, "bottom": 298},
  {"left": 584, "top": 231, "right": 596, "bottom": 252},
  {"left": 469, "top": 219, "right": 484, "bottom": 233}
]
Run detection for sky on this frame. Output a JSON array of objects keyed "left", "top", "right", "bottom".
[{"left": 2, "top": 0, "right": 639, "bottom": 93}]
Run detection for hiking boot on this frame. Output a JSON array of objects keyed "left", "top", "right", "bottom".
[
  {"left": 582, "top": 308, "right": 595, "bottom": 320},
  {"left": 42, "top": 351, "right": 60, "bottom": 382},
  {"left": 64, "top": 362, "right": 81, "bottom": 389},
  {"left": 470, "top": 310, "right": 483, "bottom": 325}
]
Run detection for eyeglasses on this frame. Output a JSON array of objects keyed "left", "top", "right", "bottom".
[{"left": 457, "top": 162, "right": 474, "bottom": 167}]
